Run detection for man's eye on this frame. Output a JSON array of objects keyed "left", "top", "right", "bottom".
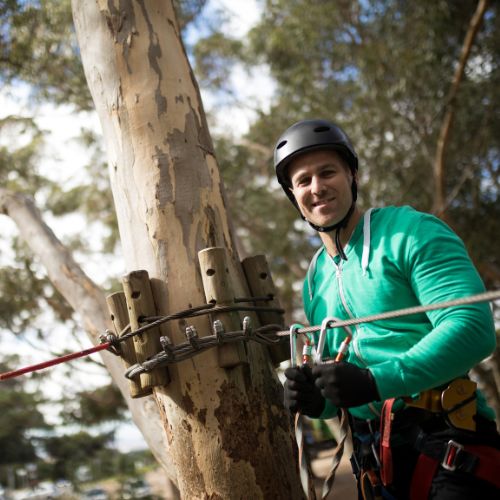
[{"left": 322, "top": 169, "right": 337, "bottom": 177}]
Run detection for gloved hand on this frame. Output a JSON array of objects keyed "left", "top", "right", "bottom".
[
  {"left": 312, "top": 361, "right": 380, "bottom": 408},
  {"left": 283, "top": 365, "right": 325, "bottom": 418}
]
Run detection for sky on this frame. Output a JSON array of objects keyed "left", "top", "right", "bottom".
[
  {"left": 190, "top": 0, "right": 276, "bottom": 137},
  {"left": 0, "top": 0, "right": 271, "bottom": 453}
]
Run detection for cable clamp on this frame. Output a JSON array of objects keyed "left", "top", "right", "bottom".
[
  {"left": 213, "top": 320, "right": 225, "bottom": 343},
  {"left": 185, "top": 326, "right": 199, "bottom": 349},
  {"left": 160, "top": 335, "right": 175, "bottom": 361},
  {"left": 242, "top": 316, "right": 252, "bottom": 338}
]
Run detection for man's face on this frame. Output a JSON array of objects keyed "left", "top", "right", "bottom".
[{"left": 288, "top": 149, "right": 354, "bottom": 228}]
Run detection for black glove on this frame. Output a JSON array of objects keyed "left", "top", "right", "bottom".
[
  {"left": 283, "top": 365, "right": 325, "bottom": 418},
  {"left": 312, "top": 361, "right": 380, "bottom": 408}
]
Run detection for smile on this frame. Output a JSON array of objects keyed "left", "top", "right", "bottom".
[{"left": 312, "top": 198, "right": 335, "bottom": 208}]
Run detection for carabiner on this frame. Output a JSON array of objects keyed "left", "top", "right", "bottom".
[
  {"left": 315, "top": 317, "right": 334, "bottom": 364},
  {"left": 315, "top": 316, "right": 354, "bottom": 364}
]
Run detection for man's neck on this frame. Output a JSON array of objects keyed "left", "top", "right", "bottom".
[{"left": 320, "top": 206, "right": 363, "bottom": 257}]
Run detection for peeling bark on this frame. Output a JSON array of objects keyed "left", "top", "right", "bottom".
[{"left": 72, "top": 1, "right": 302, "bottom": 498}]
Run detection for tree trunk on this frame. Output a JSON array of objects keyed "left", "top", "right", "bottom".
[
  {"left": 0, "top": 188, "right": 177, "bottom": 485},
  {"left": 71, "top": 1, "right": 302, "bottom": 498}
]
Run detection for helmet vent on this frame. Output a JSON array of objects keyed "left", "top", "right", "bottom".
[
  {"left": 277, "top": 140, "right": 287, "bottom": 149},
  {"left": 314, "top": 126, "right": 330, "bottom": 133}
]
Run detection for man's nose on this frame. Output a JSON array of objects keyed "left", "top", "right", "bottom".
[{"left": 310, "top": 175, "right": 325, "bottom": 195}]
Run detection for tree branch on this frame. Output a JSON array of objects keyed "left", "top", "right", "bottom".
[
  {"left": 433, "top": 0, "right": 491, "bottom": 217},
  {"left": 0, "top": 187, "right": 178, "bottom": 485},
  {"left": 0, "top": 188, "right": 106, "bottom": 340}
]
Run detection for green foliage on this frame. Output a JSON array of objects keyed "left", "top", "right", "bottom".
[
  {"left": 0, "top": 116, "right": 46, "bottom": 195},
  {"left": 194, "top": 32, "right": 243, "bottom": 91},
  {"left": 0, "top": 358, "right": 129, "bottom": 482},
  {"left": 174, "top": 0, "right": 209, "bottom": 30},
  {"left": 0, "top": 0, "right": 92, "bottom": 109},
  {"left": 61, "top": 384, "right": 128, "bottom": 426},
  {"left": 44, "top": 431, "right": 115, "bottom": 481},
  {"left": 0, "top": 356, "right": 50, "bottom": 466},
  {"left": 0, "top": 237, "right": 75, "bottom": 332},
  {"left": 0, "top": 15, "right": 117, "bottom": 329}
]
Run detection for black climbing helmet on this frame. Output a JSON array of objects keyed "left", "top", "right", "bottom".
[
  {"left": 273, "top": 119, "right": 359, "bottom": 259},
  {"left": 274, "top": 119, "right": 358, "bottom": 193}
]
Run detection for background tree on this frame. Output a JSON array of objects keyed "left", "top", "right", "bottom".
[
  {"left": 0, "top": 356, "right": 49, "bottom": 470},
  {"left": 0, "top": 355, "right": 133, "bottom": 489},
  {"left": 44, "top": 431, "right": 114, "bottom": 484}
]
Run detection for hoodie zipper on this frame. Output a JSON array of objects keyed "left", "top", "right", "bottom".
[
  {"left": 334, "top": 260, "right": 363, "bottom": 362},
  {"left": 334, "top": 258, "right": 381, "bottom": 417}
]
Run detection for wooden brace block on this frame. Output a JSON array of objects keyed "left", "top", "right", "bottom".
[
  {"left": 122, "top": 270, "right": 170, "bottom": 389},
  {"left": 242, "top": 255, "right": 289, "bottom": 366},
  {"left": 106, "top": 292, "right": 152, "bottom": 398},
  {"left": 198, "top": 247, "right": 247, "bottom": 368}
]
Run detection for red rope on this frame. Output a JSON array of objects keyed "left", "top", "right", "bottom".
[{"left": 0, "top": 342, "right": 111, "bottom": 381}]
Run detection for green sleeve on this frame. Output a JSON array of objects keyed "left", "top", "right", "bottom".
[{"left": 370, "top": 214, "right": 496, "bottom": 400}]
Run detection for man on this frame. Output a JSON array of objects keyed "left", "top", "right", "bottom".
[{"left": 276, "top": 119, "right": 500, "bottom": 499}]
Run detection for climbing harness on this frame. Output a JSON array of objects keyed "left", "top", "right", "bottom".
[
  {"left": 374, "top": 398, "right": 500, "bottom": 500},
  {"left": 284, "top": 290, "right": 500, "bottom": 500},
  {"left": 349, "top": 396, "right": 500, "bottom": 500},
  {"left": 409, "top": 437, "right": 500, "bottom": 499}
]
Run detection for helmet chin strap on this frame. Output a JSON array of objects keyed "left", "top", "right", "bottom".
[
  {"left": 305, "top": 202, "right": 355, "bottom": 260},
  {"left": 303, "top": 180, "right": 357, "bottom": 261}
]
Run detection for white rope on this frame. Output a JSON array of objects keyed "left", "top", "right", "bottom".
[
  {"left": 277, "top": 289, "right": 500, "bottom": 337},
  {"left": 321, "top": 409, "right": 349, "bottom": 499}
]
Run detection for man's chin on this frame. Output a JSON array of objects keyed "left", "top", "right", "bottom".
[{"left": 309, "top": 217, "right": 339, "bottom": 229}]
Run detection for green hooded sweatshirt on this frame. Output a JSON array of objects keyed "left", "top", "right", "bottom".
[{"left": 303, "top": 206, "right": 496, "bottom": 421}]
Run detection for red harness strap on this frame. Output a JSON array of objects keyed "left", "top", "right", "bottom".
[
  {"left": 410, "top": 441, "right": 500, "bottom": 499},
  {"left": 409, "top": 453, "right": 440, "bottom": 500},
  {"left": 379, "top": 398, "right": 396, "bottom": 486}
]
